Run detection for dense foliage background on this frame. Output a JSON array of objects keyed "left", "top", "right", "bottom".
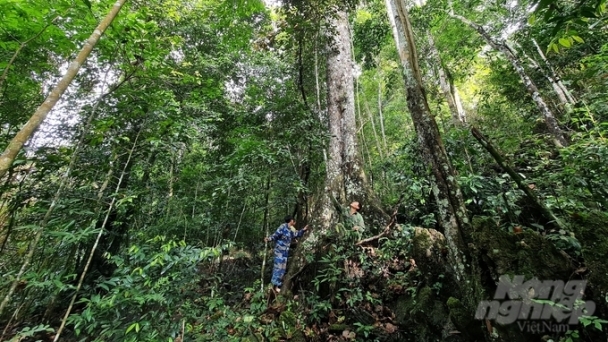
[{"left": 0, "top": 0, "right": 607, "bottom": 341}]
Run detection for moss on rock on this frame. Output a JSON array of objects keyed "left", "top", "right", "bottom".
[
  {"left": 446, "top": 297, "right": 472, "bottom": 331},
  {"left": 391, "top": 286, "right": 451, "bottom": 341},
  {"left": 471, "top": 216, "right": 572, "bottom": 280},
  {"left": 410, "top": 227, "right": 449, "bottom": 284}
]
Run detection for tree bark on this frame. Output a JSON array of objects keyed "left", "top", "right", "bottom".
[
  {"left": 427, "top": 31, "right": 467, "bottom": 124},
  {"left": 532, "top": 38, "right": 576, "bottom": 104},
  {"left": 452, "top": 83, "right": 467, "bottom": 122},
  {"left": 516, "top": 43, "right": 570, "bottom": 107},
  {"left": 283, "top": 7, "right": 386, "bottom": 292},
  {"left": 321, "top": 8, "right": 367, "bottom": 229},
  {"left": 385, "top": 0, "right": 471, "bottom": 284},
  {"left": 450, "top": 13, "right": 568, "bottom": 148},
  {"left": 0, "top": 0, "right": 128, "bottom": 179}
]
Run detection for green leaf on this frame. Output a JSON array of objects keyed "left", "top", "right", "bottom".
[
  {"left": 550, "top": 42, "right": 559, "bottom": 54},
  {"left": 126, "top": 322, "right": 140, "bottom": 334},
  {"left": 558, "top": 38, "right": 571, "bottom": 48},
  {"left": 572, "top": 35, "right": 584, "bottom": 43}
]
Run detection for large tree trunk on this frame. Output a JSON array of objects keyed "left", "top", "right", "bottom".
[
  {"left": 0, "top": 0, "right": 128, "bottom": 179},
  {"left": 450, "top": 13, "right": 569, "bottom": 148},
  {"left": 427, "top": 31, "right": 467, "bottom": 124},
  {"left": 319, "top": 8, "right": 368, "bottom": 231},
  {"left": 283, "top": 7, "right": 384, "bottom": 291},
  {"left": 331, "top": 9, "right": 365, "bottom": 200},
  {"left": 385, "top": 0, "right": 472, "bottom": 286}
]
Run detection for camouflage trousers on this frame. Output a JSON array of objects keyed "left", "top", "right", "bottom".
[{"left": 271, "top": 245, "right": 290, "bottom": 287}]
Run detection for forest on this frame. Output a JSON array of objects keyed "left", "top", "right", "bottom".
[{"left": 0, "top": 0, "right": 607, "bottom": 341}]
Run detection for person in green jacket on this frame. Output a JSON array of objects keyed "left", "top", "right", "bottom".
[
  {"left": 330, "top": 194, "right": 365, "bottom": 240},
  {"left": 344, "top": 201, "right": 365, "bottom": 233}
]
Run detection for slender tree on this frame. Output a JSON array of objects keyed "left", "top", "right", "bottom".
[
  {"left": 0, "top": 0, "right": 128, "bottom": 179},
  {"left": 53, "top": 127, "right": 141, "bottom": 342},
  {"left": 0, "top": 71, "right": 114, "bottom": 316},
  {"left": 450, "top": 12, "right": 569, "bottom": 147},
  {"left": 519, "top": 46, "right": 571, "bottom": 107},
  {"left": 427, "top": 30, "right": 467, "bottom": 124},
  {"left": 531, "top": 38, "right": 576, "bottom": 104}
]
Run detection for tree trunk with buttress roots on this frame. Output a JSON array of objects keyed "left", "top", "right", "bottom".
[
  {"left": 0, "top": 0, "right": 128, "bottom": 179},
  {"left": 385, "top": 0, "right": 475, "bottom": 292},
  {"left": 283, "top": 7, "right": 384, "bottom": 291},
  {"left": 450, "top": 13, "right": 569, "bottom": 148}
]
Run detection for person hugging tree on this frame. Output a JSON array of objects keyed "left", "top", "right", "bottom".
[{"left": 264, "top": 216, "right": 308, "bottom": 293}]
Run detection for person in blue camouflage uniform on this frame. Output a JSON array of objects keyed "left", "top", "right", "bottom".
[{"left": 264, "top": 216, "right": 308, "bottom": 292}]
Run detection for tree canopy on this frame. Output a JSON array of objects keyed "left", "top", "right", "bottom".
[{"left": 1, "top": 0, "right": 607, "bottom": 341}]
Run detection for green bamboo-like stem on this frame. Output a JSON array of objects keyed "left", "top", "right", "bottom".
[
  {"left": 53, "top": 128, "right": 141, "bottom": 341},
  {"left": 0, "top": 0, "right": 128, "bottom": 178}
]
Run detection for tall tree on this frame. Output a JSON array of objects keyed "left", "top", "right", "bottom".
[
  {"left": 427, "top": 31, "right": 467, "bottom": 124},
  {"left": 450, "top": 12, "right": 569, "bottom": 148},
  {"left": 384, "top": 0, "right": 472, "bottom": 286},
  {"left": 283, "top": 2, "right": 390, "bottom": 291},
  {"left": 321, "top": 7, "right": 366, "bottom": 228}
]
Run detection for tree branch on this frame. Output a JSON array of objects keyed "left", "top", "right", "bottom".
[
  {"left": 356, "top": 194, "right": 404, "bottom": 245},
  {"left": 0, "top": 16, "right": 59, "bottom": 91}
]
